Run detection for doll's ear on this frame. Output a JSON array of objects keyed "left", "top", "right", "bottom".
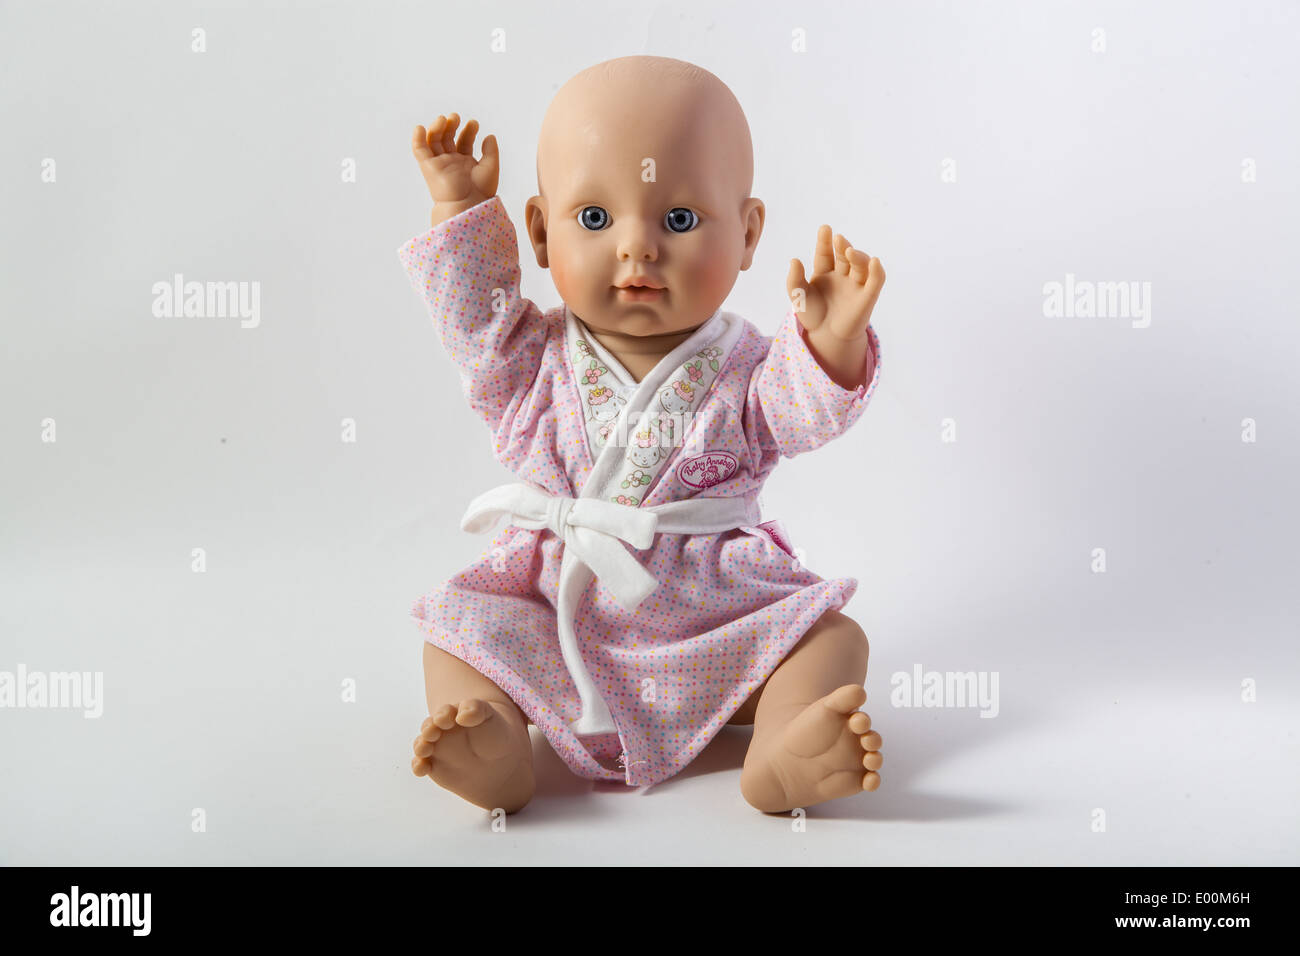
[
  {"left": 737, "top": 197, "right": 765, "bottom": 271},
  {"left": 524, "top": 196, "right": 549, "bottom": 268}
]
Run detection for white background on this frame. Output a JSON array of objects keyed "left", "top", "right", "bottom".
[{"left": 2, "top": 0, "right": 1296, "bottom": 864}]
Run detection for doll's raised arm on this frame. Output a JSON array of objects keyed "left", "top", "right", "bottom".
[
  {"left": 742, "top": 306, "right": 882, "bottom": 460},
  {"left": 744, "top": 221, "right": 885, "bottom": 460},
  {"left": 398, "top": 116, "right": 552, "bottom": 439}
]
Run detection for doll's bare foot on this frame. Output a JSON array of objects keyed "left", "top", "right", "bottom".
[
  {"left": 410, "top": 699, "right": 535, "bottom": 813},
  {"left": 739, "top": 684, "right": 882, "bottom": 813}
]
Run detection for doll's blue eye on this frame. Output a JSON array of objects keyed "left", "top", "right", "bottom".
[
  {"left": 664, "top": 208, "right": 698, "bottom": 233},
  {"left": 578, "top": 206, "right": 610, "bottom": 230}
]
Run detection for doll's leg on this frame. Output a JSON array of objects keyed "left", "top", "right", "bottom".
[
  {"left": 410, "top": 642, "right": 535, "bottom": 813},
  {"left": 736, "top": 609, "right": 883, "bottom": 813}
]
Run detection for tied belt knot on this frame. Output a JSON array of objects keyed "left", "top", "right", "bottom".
[
  {"left": 458, "top": 481, "right": 761, "bottom": 736},
  {"left": 463, "top": 484, "right": 661, "bottom": 610}
]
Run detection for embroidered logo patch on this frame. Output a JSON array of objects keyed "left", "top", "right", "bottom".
[{"left": 677, "top": 451, "right": 738, "bottom": 490}]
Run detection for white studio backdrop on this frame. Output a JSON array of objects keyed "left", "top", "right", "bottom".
[{"left": 1, "top": 0, "right": 1296, "bottom": 864}]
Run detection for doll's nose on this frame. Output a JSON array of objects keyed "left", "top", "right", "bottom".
[{"left": 616, "top": 225, "right": 658, "bottom": 262}]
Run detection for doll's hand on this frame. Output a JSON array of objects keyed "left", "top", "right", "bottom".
[
  {"left": 786, "top": 226, "right": 886, "bottom": 391},
  {"left": 411, "top": 113, "right": 499, "bottom": 215}
]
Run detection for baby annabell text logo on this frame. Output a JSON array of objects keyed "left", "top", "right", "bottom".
[{"left": 676, "top": 451, "right": 739, "bottom": 490}]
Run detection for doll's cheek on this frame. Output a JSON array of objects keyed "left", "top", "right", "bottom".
[
  {"left": 695, "top": 256, "right": 738, "bottom": 300},
  {"left": 551, "top": 252, "right": 595, "bottom": 304},
  {"left": 549, "top": 255, "right": 572, "bottom": 295}
]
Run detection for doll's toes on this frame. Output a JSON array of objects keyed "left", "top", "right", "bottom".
[
  {"left": 418, "top": 716, "right": 443, "bottom": 743},
  {"left": 431, "top": 702, "right": 459, "bottom": 730},
  {"left": 823, "top": 684, "right": 867, "bottom": 714},
  {"left": 454, "top": 698, "right": 491, "bottom": 727}
]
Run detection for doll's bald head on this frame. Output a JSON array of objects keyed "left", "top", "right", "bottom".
[
  {"left": 526, "top": 56, "right": 765, "bottom": 340},
  {"left": 535, "top": 56, "right": 754, "bottom": 204}
]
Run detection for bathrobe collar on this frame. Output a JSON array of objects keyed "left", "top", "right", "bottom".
[{"left": 564, "top": 304, "right": 744, "bottom": 506}]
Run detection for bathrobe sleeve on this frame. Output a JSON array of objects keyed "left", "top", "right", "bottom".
[
  {"left": 745, "top": 307, "right": 882, "bottom": 459},
  {"left": 396, "top": 195, "right": 551, "bottom": 437}
]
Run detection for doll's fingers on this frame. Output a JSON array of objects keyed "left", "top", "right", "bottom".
[
  {"left": 412, "top": 125, "right": 434, "bottom": 161},
  {"left": 861, "top": 730, "right": 883, "bottom": 751},
  {"left": 869, "top": 256, "right": 886, "bottom": 290},
  {"left": 833, "top": 233, "right": 852, "bottom": 276},
  {"left": 455, "top": 117, "right": 480, "bottom": 155},
  {"left": 859, "top": 259, "right": 886, "bottom": 315},
  {"left": 862, "top": 771, "right": 881, "bottom": 791},
  {"left": 786, "top": 259, "right": 816, "bottom": 327},
  {"left": 812, "top": 224, "right": 835, "bottom": 276},
  {"left": 413, "top": 735, "right": 435, "bottom": 758},
  {"left": 411, "top": 755, "right": 435, "bottom": 777},
  {"left": 847, "top": 711, "right": 871, "bottom": 734},
  {"left": 440, "top": 112, "right": 462, "bottom": 152},
  {"left": 425, "top": 116, "right": 447, "bottom": 155},
  {"left": 786, "top": 257, "right": 807, "bottom": 297},
  {"left": 472, "top": 134, "right": 501, "bottom": 198},
  {"left": 863, "top": 750, "right": 883, "bottom": 771},
  {"left": 847, "top": 247, "right": 872, "bottom": 285}
]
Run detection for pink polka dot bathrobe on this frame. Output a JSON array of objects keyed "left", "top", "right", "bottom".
[{"left": 397, "top": 197, "right": 882, "bottom": 787}]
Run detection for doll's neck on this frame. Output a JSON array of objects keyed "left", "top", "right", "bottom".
[{"left": 584, "top": 325, "right": 704, "bottom": 384}]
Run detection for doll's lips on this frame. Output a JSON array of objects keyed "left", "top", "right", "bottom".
[
  {"left": 614, "top": 277, "right": 667, "bottom": 302},
  {"left": 615, "top": 286, "right": 665, "bottom": 302}
]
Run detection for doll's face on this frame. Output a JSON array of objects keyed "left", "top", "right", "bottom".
[{"left": 526, "top": 60, "right": 763, "bottom": 340}]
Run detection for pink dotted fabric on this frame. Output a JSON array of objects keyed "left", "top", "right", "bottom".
[{"left": 397, "top": 196, "right": 882, "bottom": 787}]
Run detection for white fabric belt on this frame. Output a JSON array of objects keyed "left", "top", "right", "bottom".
[{"left": 460, "top": 481, "right": 762, "bottom": 735}]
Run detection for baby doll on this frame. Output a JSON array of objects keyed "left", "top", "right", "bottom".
[{"left": 402, "top": 56, "right": 886, "bottom": 814}]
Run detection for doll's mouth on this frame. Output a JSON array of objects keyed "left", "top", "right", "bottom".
[{"left": 614, "top": 286, "right": 666, "bottom": 302}]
